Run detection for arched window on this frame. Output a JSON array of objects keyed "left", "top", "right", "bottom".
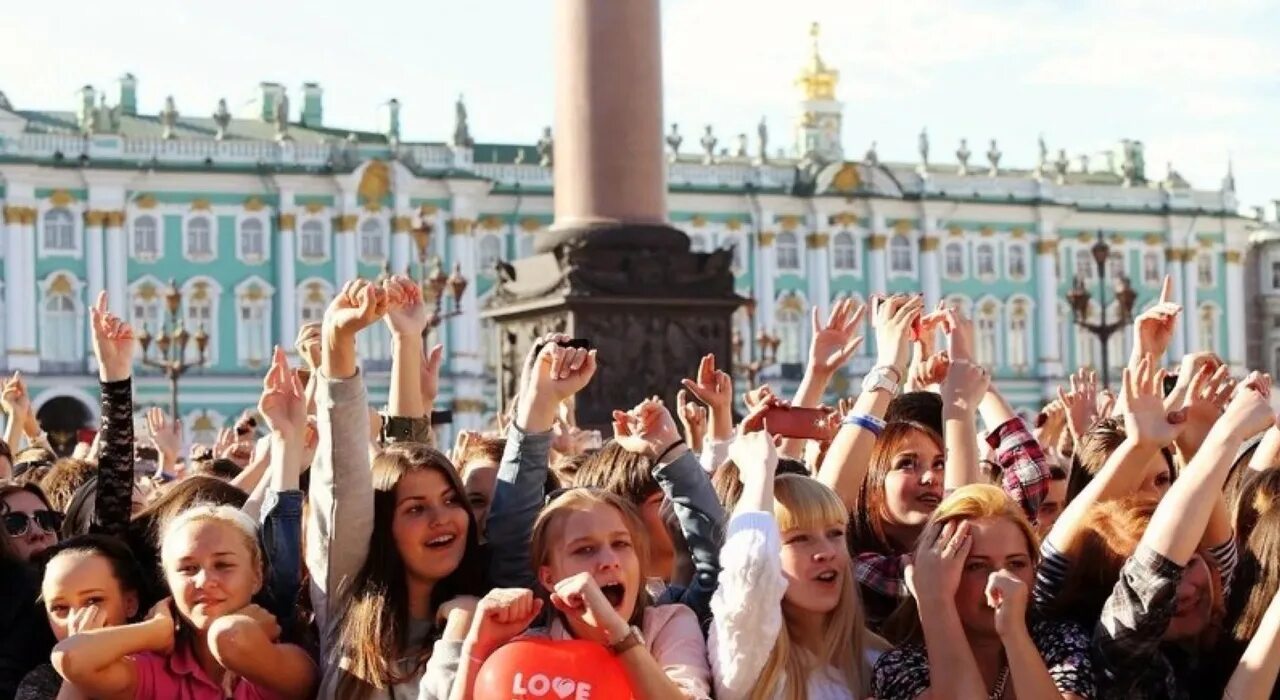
[
  {"left": 185, "top": 216, "right": 214, "bottom": 260},
  {"left": 1008, "top": 300, "right": 1030, "bottom": 370},
  {"left": 235, "top": 279, "right": 274, "bottom": 367},
  {"left": 297, "top": 279, "right": 332, "bottom": 328},
  {"left": 359, "top": 218, "right": 386, "bottom": 261},
  {"left": 889, "top": 235, "right": 913, "bottom": 273},
  {"left": 478, "top": 235, "right": 502, "bottom": 275},
  {"left": 1074, "top": 249, "right": 1094, "bottom": 281},
  {"left": 1142, "top": 251, "right": 1162, "bottom": 285},
  {"left": 181, "top": 279, "right": 219, "bottom": 364},
  {"left": 129, "top": 279, "right": 164, "bottom": 357},
  {"left": 975, "top": 243, "right": 996, "bottom": 278},
  {"left": 1007, "top": 244, "right": 1028, "bottom": 280},
  {"left": 832, "top": 232, "right": 857, "bottom": 272},
  {"left": 238, "top": 219, "right": 266, "bottom": 262},
  {"left": 132, "top": 215, "right": 159, "bottom": 259},
  {"left": 299, "top": 220, "right": 327, "bottom": 261},
  {"left": 1198, "top": 304, "right": 1219, "bottom": 354},
  {"left": 944, "top": 242, "right": 965, "bottom": 278},
  {"left": 1108, "top": 251, "right": 1126, "bottom": 281},
  {"left": 975, "top": 299, "right": 1000, "bottom": 367},
  {"left": 42, "top": 209, "right": 76, "bottom": 252},
  {"left": 40, "top": 273, "right": 82, "bottom": 366},
  {"left": 1197, "top": 253, "right": 1215, "bottom": 287},
  {"left": 776, "top": 304, "right": 805, "bottom": 366},
  {"left": 776, "top": 232, "right": 800, "bottom": 271}
]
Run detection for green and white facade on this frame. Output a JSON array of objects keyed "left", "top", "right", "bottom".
[{"left": 0, "top": 38, "right": 1254, "bottom": 442}]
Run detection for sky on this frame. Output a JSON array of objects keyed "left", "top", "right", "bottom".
[{"left": 1, "top": 0, "right": 1276, "bottom": 213}]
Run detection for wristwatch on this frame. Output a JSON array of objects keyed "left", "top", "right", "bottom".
[
  {"left": 607, "top": 625, "right": 645, "bottom": 656},
  {"left": 861, "top": 365, "right": 901, "bottom": 396}
]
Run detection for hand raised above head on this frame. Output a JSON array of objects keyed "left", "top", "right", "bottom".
[
  {"left": 1120, "top": 357, "right": 1185, "bottom": 449},
  {"left": 807, "top": 297, "right": 866, "bottom": 376},
  {"left": 258, "top": 346, "right": 306, "bottom": 440},
  {"left": 90, "top": 291, "right": 136, "bottom": 383},
  {"left": 324, "top": 278, "right": 387, "bottom": 339},
  {"left": 530, "top": 342, "right": 598, "bottom": 405},
  {"left": 680, "top": 353, "right": 733, "bottom": 414},
  {"left": 381, "top": 275, "right": 431, "bottom": 337}
]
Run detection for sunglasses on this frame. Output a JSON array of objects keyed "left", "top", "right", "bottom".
[{"left": 3, "top": 510, "right": 63, "bottom": 538}]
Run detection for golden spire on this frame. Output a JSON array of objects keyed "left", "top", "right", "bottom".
[{"left": 797, "top": 21, "right": 839, "bottom": 101}]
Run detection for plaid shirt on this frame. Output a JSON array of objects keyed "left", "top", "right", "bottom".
[
  {"left": 1094, "top": 544, "right": 1191, "bottom": 700},
  {"left": 855, "top": 417, "right": 1052, "bottom": 602}
]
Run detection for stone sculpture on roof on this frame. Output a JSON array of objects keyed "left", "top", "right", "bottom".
[
  {"left": 956, "top": 138, "right": 971, "bottom": 175},
  {"left": 453, "top": 94, "right": 474, "bottom": 148},
  {"left": 666, "top": 123, "right": 682, "bottom": 162},
  {"left": 536, "top": 126, "right": 554, "bottom": 167},
  {"left": 160, "top": 96, "right": 179, "bottom": 140},
  {"left": 213, "top": 99, "right": 231, "bottom": 141},
  {"left": 757, "top": 116, "right": 768, "bottom": 163},
  {"left": 987, "top": 139, "right": 1002, "bottom": 176},
  {"left": 700, "top": 125, "right": 717, "bottom": 164}
]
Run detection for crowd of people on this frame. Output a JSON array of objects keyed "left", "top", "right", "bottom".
[{"left": 0, "top": 274, "right": 1278, "bottom": 699}]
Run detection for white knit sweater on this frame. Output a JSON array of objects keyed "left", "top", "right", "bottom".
[{"left": 708, "top": 511, "right": 861, "bottom": 700}]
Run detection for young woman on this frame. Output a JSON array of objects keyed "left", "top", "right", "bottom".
[
  {"left": 455, "top": 487, "right": 712, "bottom": 699},
  {"left": 709, "top": 429, "right": 876, "bottom": 700},
  {"left": 16, "top": 534, "right": 146, "bottom": 699},
  {"left": 452, "top": 432, "right": 505, "bottom": 537},
  {"left": 0, "top": 504, "right": 55, "bottom": 699},
  {"left": 872, "top": 485, "right": 1094, "bottom": 700},
  {"left": 1213, "top": 506, "right": 1280, "bottom": 696},
  {"left": 51, "top": 505, "right": 317, "bottom": 699},
  {"left": 308, "top": 277, "right": 486, "bottom": 698},
  {"left": 1, "top": 483, "right": 61, "bottom": 562}
]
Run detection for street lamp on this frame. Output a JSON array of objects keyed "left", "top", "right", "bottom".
[
  {"left": 1065, "top": 233, "right": 1138, "bottom": 388},
  {"left": 407, "top": 206, "right": 468, "bottom": 338},
  {"left": 137, "top": 278, "right": 209, "bottom": 419},
  {"left": 731, "top": 294, "right": 781, "bottom": 387}
]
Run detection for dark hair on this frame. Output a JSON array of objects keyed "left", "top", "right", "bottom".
[
  {"left": 1066, "top": 417, "right": 1176, "bottom": 505},
  {"left": 36, "top": 533, "right": 147, "bottom": 620},
  {"left": 459, "top": 436, "right": 505, "bottom": 467},
  {"left": 849, "top": 420, "right": 943, "bottom": 557},
  {"left": 0, "top": 438, "right": 12, "bottom": 464},
  {"left": 1227, "top": 506, "right": 1280, "bottom": 645},
  {"left": 39, "top": 458, "right": 98, "bottom": 512},
  {"left": 1230, "top": 468, "right": 1280, "bottom": 544},
  {"left": 0, "top": 482, "right": 56, "bottom": 515},
  {"left": 711, "top": 456, "right": 812, "bottom": 513},
  {"left": 571, "top": 440, "right": 661, "bottom": 507},
  {"left": 885, "top": 392, "right": 943, "bottom": 437},
  {"left": 190, "top": 458, "right": 242, "bottom": 481},
  {"left": 333, "top": 443, "right": 486, "bottom": 692}
]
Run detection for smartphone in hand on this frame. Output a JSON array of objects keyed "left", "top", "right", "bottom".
[{"left": 762, "top": 406, "right": 837, "bottom": 441}]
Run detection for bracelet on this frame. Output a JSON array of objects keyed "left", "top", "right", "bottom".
[
  {"left": 654, "top": 439, "right": 686, "bottom": 463},
  {"left": 842, "top": 413, "right": 886, "bottom": 437}
]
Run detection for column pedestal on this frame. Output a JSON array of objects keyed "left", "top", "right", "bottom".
[{"left": 483, "top": 224, "right": 740, "bottom": 428}]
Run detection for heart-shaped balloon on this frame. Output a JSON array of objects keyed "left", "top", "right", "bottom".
[{"left": 475, "top": 638, "right": 634, "bottom": 700}]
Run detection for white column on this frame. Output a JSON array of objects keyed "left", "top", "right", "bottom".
[
  {"left": 919, "top": 235, "right": 941, "bottom": 310},
  {"left": 757, "top": 231, "right": 777, "bottom": 335},
  {"left": 805, "top": 232, "right": 830, "bottom": 319},
  {"left": 1226, "top": 248, "right": 1246, "bottom": 372},
  {"left": 1035, "top": 238, "right": 1063, "bottom": 379},
  {"left": 391, "top": 194, "right": 412, "bottom": 274},
  {"left": 1166, "top": 248, "right": 1187, "bottom": 359},
  {"left": 85, "top": 211, "right": 105, "bottom": 310},
  {"left": 277, "top": 210, "right": 298, "bottom": 350},
  {"left": 3, "top": 206, "right": 37, "bottom": 371},
  {"left": 335, "top": 214, "right": 358, "bottom": 284},
  {"left": 447, "top": 214, "right": 484, "bottom": 430},
  {"left": 1181, "top": 249, "right": 1199, "bottom": 353},
  {"left": 104, "top": 211, "right": 128, "bottom": 318}
]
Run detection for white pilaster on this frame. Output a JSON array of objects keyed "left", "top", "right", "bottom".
[
  {"left": 277, "top": 197, "right": 298, "bottom": 352},
  {"left": 104, "top": 212, "right": 127, "bottom": 318},
  {"left": 1226, "top": 249, "right": 1246, "bottom": 372},
  {"left": 1166, "top": 248, "right": 1187, "bottom": 359},
  {"left": 391, "top": 193, "right": 412, "bottom": 275},
  {"left": 805, "top": 231, "right": 830, "bottom": 320},
  {"left": 1181, "top": 249, "right": 1199, "bottom": 353},
  {"left": 756, "top": 227, "right": 777, "bottom": 336},
  {"left": 3, "top": 205, "right": 37, "bottom": 371},
  {"left": 1036, "top": 236, "right": 1063, "bottom": 379},
  {"left": 447, "top": 216, "right": 481, "bottom": 377},
  {"left": 867, "top": 211, "right": 888, "bottom": 298},
  {"left": 85, "top": 212, "right": 105, "bottom": 312},
  {"left": 919, "top": 233, "right": 941, "bottom": 310}
]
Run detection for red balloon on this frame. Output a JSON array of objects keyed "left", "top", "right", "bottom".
[{"left": 475, "top": 638, "right": 634, "bottom": 700}]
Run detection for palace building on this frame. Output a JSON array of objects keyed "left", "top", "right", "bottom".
[{"left": 0, "top": 26, "right": 1253, "bottom": 449}]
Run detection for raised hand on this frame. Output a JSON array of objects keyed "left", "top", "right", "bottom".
[
  {"left": 466, "top": 588, "right": 544, "bottom": 657},
  {"left": 417, "top": 342, "right": 443, "bottom": 407},
  {"left": 1133, "top": 275, "right": 1182, "bottom": 361},
  {"left": 872, "top": 294, "right": 924, "bottom": 376},
  {"left": 294, "top": 322, "right": 322, "bottom": 370},
  {"left": 1220, "top": 372, "right": 1277, "bottom": 441},
  {"left": 939, "top": 359, "right": 990, "bottom": 414},
  {"left": 0, "top": 371, "right": 30, "bottom": 419},
  {"left": 911, "top": 350, "right": 951, "bottom": 389},
  {"left": 1057, "top": 368, "right": 1100, "bottom": 441},
  {"left": 549, "top": 573, "right": 629, "bottom": 645},
  {"left": 1120, "top": 357, "right": 1186, "bottom": 449},
  {"left": 986, "top": 570, "right": 1031, "bottom": 638},
  {"left": 612, "top": 397, "right": 682, "bottom": 459},
  {"left": 325, "top": 279, "right": 387, "bottom": 339},
  {"left": 381, "top": 275, "right": 430, "bottom": 337},
  {"left": 941, "top": 303, "right": 975, "bottom": 362},
  {"left": 906, "top": 520, "right": 972, "bottom": 605},
  {"left": 742, "top": 384, "right": 775, "bottom": 413},
  {"left": 675, "top": 389, "right": 707, "bottom": 453},
  {"left": 531, "top": 343, "right": 598, "bottom": 406},
  {"left": 145, "top": 407, "right": 182, "bottom": 460},
  {"left": 727, "top": 427, "right": 778, "bottom": 478},
  {"left": 807, "top": 297, "right": 865, "bottom": 376},
  {"left": 258, "top": 346, "right": 306, "bottom": 441},
  {"left": 90, "top": 291, "right": 136, "bottom": 383},
  {"left": 681, "top": 354, "right": 733, "bottom": 417},
  {"left": 1169, "top": 363, "right": 1234, "bottom": 459}
]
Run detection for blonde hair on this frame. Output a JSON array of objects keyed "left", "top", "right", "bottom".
[
  {"left": 160, "top": 504, "right": 262, "bottom": 573},
  {"left": 753, "top": 475, "right": 868, "bottom": 700},
  {"left": 530, "top": 488, "right": 652, "bottom": 625}
]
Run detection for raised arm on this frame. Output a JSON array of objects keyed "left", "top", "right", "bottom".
[
  {"left": 815, "top": 295, "right": 921, "bottom": 510},
  {"left": 940, "top": 359, "right": 990, "bottom": 492},
  {"left": 487, "top": 338, "right": 597, "bottom": 589},
  {"left": 1, "top": 373, "right": 29, "bottom": 474},
  {"left": 1116, "top": 275, "right": 1180, "bottom": 416},
  {"left": 680, "top": 353, "right": 735, "bottom": 471},
  {"left": 88, "top": 292, "right": 138, "bottom": 539},
  {"left": 254, "top": 347, "right": 308, "bottom": 619},
  {"left": 307, "top": 279, "right": 385, "bottom": 652},
  {"left": 908, "top": 520, "right": 987, "bottom": 700},
  {"left": 780, "top": 299, "right": 864, "bottom": 459},
  {"left": 979, "top": 386, "right": 1050, "bottom": 522},
  {"left": 144, "top": 408, "right": 182, "bottom": 479},
  {"left": 1224, "top": 590, "right": 1280, "bottom": 700}
]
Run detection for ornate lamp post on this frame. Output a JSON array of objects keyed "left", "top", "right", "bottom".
[
  {"left": 136, "top": 279, "right": 209, "bottom": 419},
  {"left": 408, "top": 206, "right": 468, "bottom": 337},
  {"left": 1065, "top": 234, "right": 1138, "bottom": 388},
  {"left": 731, "top": 295, "right": 781, "bottom": 387}
]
